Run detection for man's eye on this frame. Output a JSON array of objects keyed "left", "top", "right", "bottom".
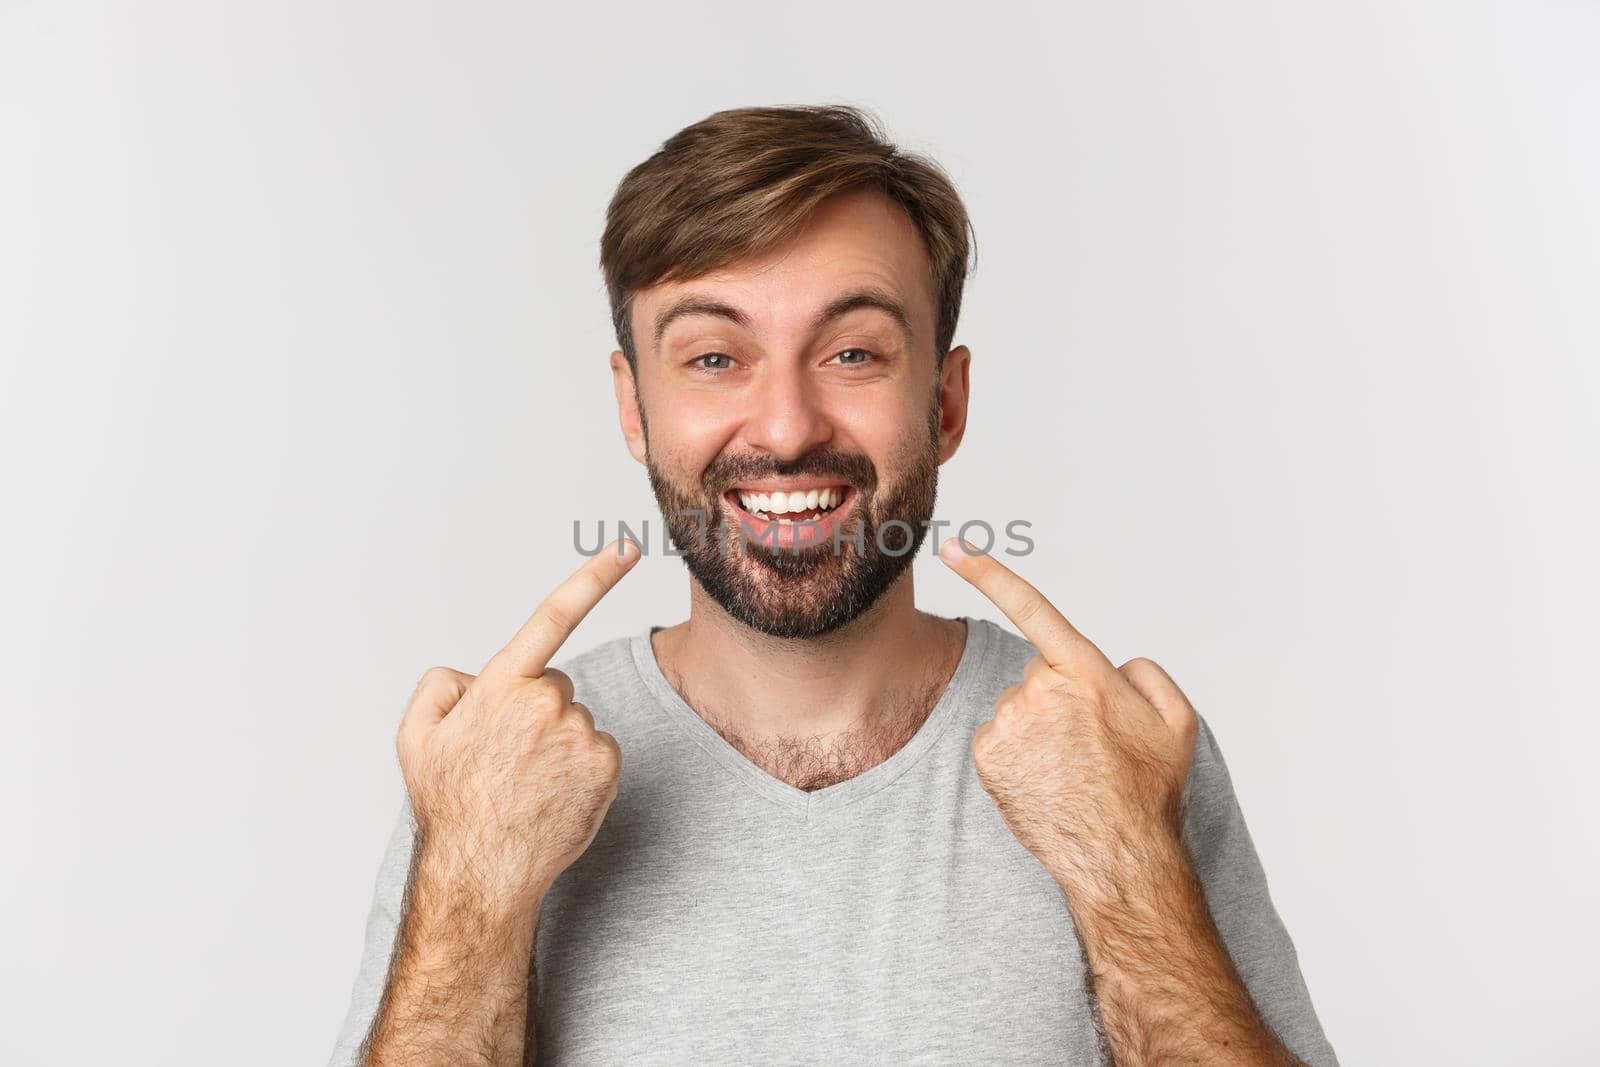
[
  {"left": 829, "top": 348, "right": 874, "bottom": 366},
  {"left": 693, "top": 353, "right": 734, "bottom": 371}
]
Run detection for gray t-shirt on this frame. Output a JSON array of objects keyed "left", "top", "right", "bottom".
[{"left": 329, "top": 616, "right": 1338, "bottom": 1065}]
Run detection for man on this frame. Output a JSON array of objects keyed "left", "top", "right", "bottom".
[{"left": 329, "top": 105, "right": 1338, "bottom": 1065}]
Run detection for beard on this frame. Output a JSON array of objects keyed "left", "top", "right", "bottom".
[{"left": 643, "top": 406, "right": 940, "bottom": 640}]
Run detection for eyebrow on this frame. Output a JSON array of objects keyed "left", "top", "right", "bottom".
[{"left": 650, "top": 285, "right": 916, "bottom": 355}]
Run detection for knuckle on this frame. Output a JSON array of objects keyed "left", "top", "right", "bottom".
[
  {"left": 580, "top": 569, "right": 610, "bottom": 602},
  {"left": 508, "top": 682, "right": 563, "bottom": 718},
  {"left": 1069, "top": 669, "right": 1110, "bottom": 702},
  {"left": 1012, "top": 595, "right": 1045, "bottom": 628},
  {"left": 992, "top": 684, "right": 1022, "bottom": 719},
  {"left": 593, "top": 731, "right": 622, "bottom": 774},
  {"left": 1036, "top": 675, "right": 1073, "bottom": 704},
  {"left": 538, "top": 601, "right": 577, "bottom": 639},
  {"left": 413, "top": 666, "right": 462, "bottom": 699}
]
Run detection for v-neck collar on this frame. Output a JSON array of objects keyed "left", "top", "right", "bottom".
[{"left": 627, "top": 616, "right": 993, "bottom": 820}]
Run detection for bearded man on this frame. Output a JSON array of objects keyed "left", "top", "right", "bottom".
[{"left": 329, "top": 104, "right": 1339, "bottom": 1066}]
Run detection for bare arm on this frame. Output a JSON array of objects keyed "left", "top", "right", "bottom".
[
  {"left": 939, "top": 542, "right": 1314, "bottom": 1064},
  {"left": 359, "top": 837, "right": 542, "bottom": 1066},
  {"left": 351, "top": 540, "right": 639, "bottom": 1066},
  {"left": 1062, "top": 836, "right": 1304, "bottom": 1066}
]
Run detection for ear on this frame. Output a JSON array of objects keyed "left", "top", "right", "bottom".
[
  {"left": 935, "top": 344, "right": 972, "bottom": 464},
  {"left": 610, "top": 350, "right": 648, "bottom": 465}
]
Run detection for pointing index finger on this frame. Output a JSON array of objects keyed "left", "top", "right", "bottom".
[
  {"left": 938, "top": 537, "right": 1112, "bottom": 674},
  {"left": 483, "top": 537, "right": 641, "bottom": 682}
]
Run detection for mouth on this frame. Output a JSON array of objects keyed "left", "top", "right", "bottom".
[
  {"left": 721, "top": 481, "right": 860, "bottom": 549},
  {"left": 727, "top": 483, "right": 852, "bottom": 523}
]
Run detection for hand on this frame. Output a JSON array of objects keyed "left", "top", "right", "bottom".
[
  {"left": 396, "top": 538, "right": 641, "bottom": 910},
  {"left": 939, "top": 538, "right": 1200, "bottom": 904}
]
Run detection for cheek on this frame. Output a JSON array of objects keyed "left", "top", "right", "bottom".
[
  {"left": 834, "top": 393, "right": 927, "bottom": 457},
  {"left": 865, "top": 417, "right": 941, "bottom": 501},
  {"left": 646, "top": 400, "right": 741, "bottom": 464}
]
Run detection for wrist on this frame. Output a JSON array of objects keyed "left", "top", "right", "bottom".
[
  {"left": 1049, "top": 825, "right": 1191, "bottom": 915},
  {"left": 414, "top": 829, "right": 548, "bottom": 931}
]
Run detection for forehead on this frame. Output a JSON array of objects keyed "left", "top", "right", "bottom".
[{"left": 633, "top": 186, "right": 936, "bottom": 353}]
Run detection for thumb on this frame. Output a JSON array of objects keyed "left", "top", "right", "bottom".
[
  {"left": 397, "top": 666, "right": 474, "bottom": 761},
  {"left": 1117, "top": 657, "right": 1198, "bottom": 748}
]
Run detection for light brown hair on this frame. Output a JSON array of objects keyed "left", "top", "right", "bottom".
[{"left": 600, "top": 104, "right": 977, "bottom": 372}]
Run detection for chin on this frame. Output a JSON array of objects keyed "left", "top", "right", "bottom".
[{"left": 687, "top": 540, "right": 908, "bottom": 640}]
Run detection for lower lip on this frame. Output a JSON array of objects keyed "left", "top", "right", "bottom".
[{"left": 722, "top": 489, "right": 861, "bottom": 551}]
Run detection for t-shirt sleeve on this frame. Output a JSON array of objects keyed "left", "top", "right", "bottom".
[
  {"left": 326, "top": 795, "right": 418, "bottom": 1067},
  {"left": 1181, "top": 712, "right": 1340, "bottom": 1066}
]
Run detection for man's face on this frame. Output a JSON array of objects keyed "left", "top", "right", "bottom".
[{"left": 611, "top": 187, "right": 971, "bottom": 638}]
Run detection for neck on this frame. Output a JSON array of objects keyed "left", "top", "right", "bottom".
[{"left": 649, "top": 570, "right": 967, "bottom": 790}]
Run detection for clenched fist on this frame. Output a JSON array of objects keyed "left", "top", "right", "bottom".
[
  {"left": 939, "top": 538, "right": 1200, "bottom": 906},
  {"left": 396, "top": 538, "right": 641, "bottom": 908}
]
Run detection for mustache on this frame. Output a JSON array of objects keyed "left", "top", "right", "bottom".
[{"left": 701, "top": 447, "right": 879, "bottom": 497}]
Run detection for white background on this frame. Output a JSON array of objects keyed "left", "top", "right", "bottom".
[{"left": 3, "top": 1, "right": 1596, "bottom": 1063}]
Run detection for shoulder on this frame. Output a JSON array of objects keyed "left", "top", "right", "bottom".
[
  {"left": 547, "top": 630, "right": 640, "bottom": 697},
  {"left": 962, "top": 618, "right": 1227, "bottom": 760},
  {"left": 947, "top": 617, "right": 1038, "bottom": 726},
  {"left": 544, "top": 630, "right": 674, "bottom": 742},
  {"left": 966, "top": 615, "right": 1039, "bottom": 684}
]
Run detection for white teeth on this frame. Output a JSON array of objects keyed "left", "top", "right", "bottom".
[{"left": 736, "top": 486, "right": 847, "bottom": 517}]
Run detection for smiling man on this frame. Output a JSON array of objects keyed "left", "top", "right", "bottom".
[{"left": 329, "top": 105, "right": 1339, "bottom": 1066}]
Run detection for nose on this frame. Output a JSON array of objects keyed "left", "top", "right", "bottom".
[{"left": 740, "top": 361, "right": 833, "bottom": 461}]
